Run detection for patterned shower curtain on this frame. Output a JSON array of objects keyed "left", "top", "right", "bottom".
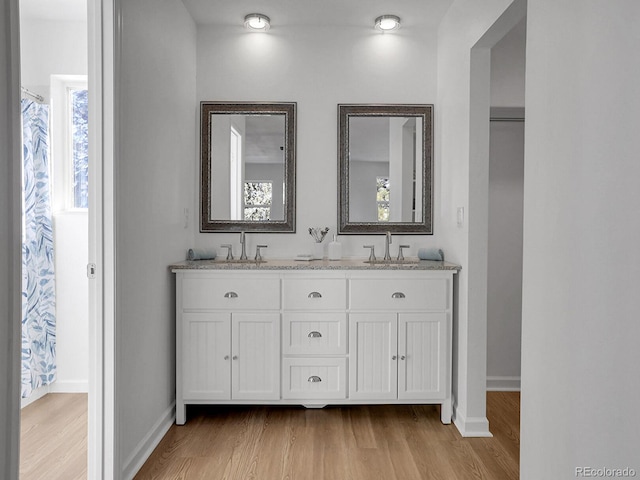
[{"left": 21, "top": 98, "right": 56, "bottom": 398}]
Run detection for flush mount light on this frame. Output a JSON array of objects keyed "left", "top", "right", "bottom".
[
  {"left": 374, "top": 15, "right": 401, "bottom": 32},
  {"left": 244, "top": 13, "right": 271, "bottom": 31}
]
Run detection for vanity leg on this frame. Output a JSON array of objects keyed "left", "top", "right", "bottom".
[
  {"left": 441, "top": 398, "right": 452, "bottom": 424},
  {"left": 176, "top": 400, "right": 186, "bottom": 425}
]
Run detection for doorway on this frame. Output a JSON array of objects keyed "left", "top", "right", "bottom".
[{"left": 18, "top": 1, "right": 90, "bottom": 478}]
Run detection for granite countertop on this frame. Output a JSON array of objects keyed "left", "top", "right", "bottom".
[{"left": 170, "top": 258, "right": 461, "bottom": 271}]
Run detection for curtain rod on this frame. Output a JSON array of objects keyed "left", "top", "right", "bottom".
[{"left": 21, "top": 87, "right": 45, "bottom": 103}]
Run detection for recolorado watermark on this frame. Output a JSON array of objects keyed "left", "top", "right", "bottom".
[{"left": 576, "top": 467, "right": 637, "bottom": 478}]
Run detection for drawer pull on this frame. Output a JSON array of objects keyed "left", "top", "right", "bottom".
[
  {"left": 391, "top": 292, "right": 406, "bottom": 299},
  {"left": 224, "top": 291, "right": 238, "bottom": 298},
  {"left": 308, "top": 291, "right": 322, "bottom": 298},
  {"left": 308, "top": 376, "right": 322, "bottom": 383},
  {"left": 308, "top": 331, "right": 322, "bottom": 338}
]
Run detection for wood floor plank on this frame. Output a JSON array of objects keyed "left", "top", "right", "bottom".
[
  {"left": 20, "top": 393, "right": 87, "bottom": 480},
  {"left": 137, "top": 393, "right": 520, "bottom": 480}
]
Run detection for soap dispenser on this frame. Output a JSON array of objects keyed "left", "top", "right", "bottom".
[{"left": 327, "top": 235, "right": 342, "bottom": 261}]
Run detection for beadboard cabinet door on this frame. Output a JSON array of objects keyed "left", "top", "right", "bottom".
[
  {"left": 231, "top": 313, "right": 280, "bottom": 400},
  {"left": 398, "top": 313, "right": 447, "bottom": 400},
  {"left": 182, "top": 312, "right": 231, "bottom": 401},
  {"left": 349, "top": 313, "right": 398, "bottom": 400}
]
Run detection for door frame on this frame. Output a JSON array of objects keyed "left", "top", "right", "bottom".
[{"left": 88, "top": 0, "right": 118, "bottom": 478}]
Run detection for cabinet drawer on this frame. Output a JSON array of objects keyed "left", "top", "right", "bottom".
[
  {"left": 282, "top": 358, "right": 347, "bottom": 399},
  {"left": 181, "top": 276, "right": 280, "bottom": 310},
  {"left": 282, "top": 278, "right": 346, "bottom": 310},
  {"left": 350, "top": 278, "right": 447, "bottom": 311},
  {"left": 282, "top": 313, "right": 347, "bottom": 355}
]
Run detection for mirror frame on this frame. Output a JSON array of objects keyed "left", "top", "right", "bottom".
[
  {"left": 338, "top": 104, "right": 433, "bottom": 234},
  {"left": 200, "top": 101, "right": 296, "bottom": 232}
]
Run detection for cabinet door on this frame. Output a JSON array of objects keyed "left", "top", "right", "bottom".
[
  {"left": 349, "top": 313, "right": 397, "bottom": 400},
  {"left": 232, "top": 313, "right": 280, "bottom": 400},
  {"left": 398, "top": 313, "right": 447, "bottom": 400},
  {"left": 182, "top": 312, "right": 231, "bottom": 400}
]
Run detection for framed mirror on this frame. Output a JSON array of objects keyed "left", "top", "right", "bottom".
[
  {"left": 338, "top": 104, "right": 433, "bottom": 234},
  {"left": 200, "top": 102, "right": 296, "bottom": 232}
]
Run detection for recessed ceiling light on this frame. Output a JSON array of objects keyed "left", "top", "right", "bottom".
[
  {"left": 244, "top": 13, "right": 270, "bottom": 32},
  {"left": 375, "top": 15, "right": 401, "bottom": 32}
]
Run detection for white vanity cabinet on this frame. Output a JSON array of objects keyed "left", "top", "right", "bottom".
[
  {"left": 176, "top": 272, "right": 280, "bottom": 425},
  {"left": 173, "top": 262, "right": 457, "bottom": 425}
]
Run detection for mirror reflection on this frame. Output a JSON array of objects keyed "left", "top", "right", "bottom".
[
  {"left": 200, "top": 102, "right": 296, "bottom": 232},
  {"left": 338, "top": 104, "right": 433, "bottom": 234}
]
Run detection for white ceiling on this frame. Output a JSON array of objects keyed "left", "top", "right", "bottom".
[
  {"left": 19, "top": 0, "right": 454, "bottom": 28},
  {"left": 20, "top": 0, "right": 86, "bottom": 21},
  {"left": 181, "top": 0, "right": 454, "bottom": 28}
]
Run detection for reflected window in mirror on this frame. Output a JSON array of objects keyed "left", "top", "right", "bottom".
[
  {"left": 338, "top": 104, "right": 433, "bottom": 234},
  {"left": 201, "top": 102, "right": 296, "bottom": 232}
]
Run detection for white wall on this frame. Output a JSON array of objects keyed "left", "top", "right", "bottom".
[
  {"left": 20, "top": 19, "right": 87, "bottom": 99},
  {"left": 20, "top": 16, "right": 90, "bottom": 394},
  {"left": 194, "top": 24, "right": 440, "bottom": 257},
  {"left": 117, "top": 0, "right": 196, "bottom": 476},
  {"left": 486, "top": 20, "right": 526, "bottom": 390},
  {"left": 521, "top": 1, "right": 640, "bottom": 477},
  {"left": 0, "top": 1, "right": 22, "bottom": 477},
  {"left": 487, "top": 118, "right": 523, "bottom": 387},
  {"left": 436, "top": 0, "right": 519, "bottom": 436},
  {"left": 490, "top": 18, "right": 526, "bottom": 108}
]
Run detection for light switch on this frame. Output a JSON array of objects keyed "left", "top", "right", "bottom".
[
  {"left": 457, "top": 207, "right": 464, "bottom": 228},
  {"left": 184, "top": 208, "right": 189, "bottom": 229}
]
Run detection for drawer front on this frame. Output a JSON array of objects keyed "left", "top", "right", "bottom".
[
  {"left": 350, "top": 278, "right": 447, "bottom": 311},
  {"left": 181, "top": 277, "right": 280, "bottom": 310},
  {"left": 282, "top": 358, "right": 347, "bottom": 399},
  {"left": 282, "top": 278, "right": 346, "bottom": 310},
  {"left": 283, "top": 313, "right": 347, "bottom": 355}
]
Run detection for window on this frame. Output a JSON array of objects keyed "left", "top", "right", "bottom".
[
  {"left": 51, "top": 75, "right": 88, "bottom": 211},
  {"left": 70, "top": 88, "right": 88, "bottom": 208},
  {"left": 376, "top": 176, "right": 390, "bottom": 221},
  {"left": 244, "top": 181, "right": 272, "bottom": 221}
]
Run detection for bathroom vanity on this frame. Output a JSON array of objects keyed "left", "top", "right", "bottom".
[{"left": 171, "top": 259, "right": 459, "bottom": 425}]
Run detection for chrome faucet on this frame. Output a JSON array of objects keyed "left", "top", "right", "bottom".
[
  {"left": 239, "top": 231, "right": 248, "bottom": 260},
  {"left": 384, "top": 231, "right": 392, "bottom": 261}
]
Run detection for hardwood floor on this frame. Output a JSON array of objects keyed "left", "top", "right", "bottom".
[
  {"left": 136, "top": 392, "right": 520, "bottom": 480},
  {"left": 19, "top": 393, "right": 88, "bottom": 480}
]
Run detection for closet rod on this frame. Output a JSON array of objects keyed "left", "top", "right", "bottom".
[
  {"left": 490, "top": 117, "right": 525, "bottom": 122},
  {"left": 21, "top": 87, "right": 45, "bottom": 103}
]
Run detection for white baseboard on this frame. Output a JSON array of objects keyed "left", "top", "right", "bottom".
[
  {"left": 122, "top": 401, "right": 176, "bottom": 480},
  {"left": 452, "top": 405, "right": 493, "bottom": 437},
  {"left": 486, "top": 376, "right": 521, "bottom": 391},
  {"left": 49, "top": 380, "right": 89, "bottom": 393}
]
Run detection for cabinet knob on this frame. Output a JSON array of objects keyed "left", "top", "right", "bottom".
[
  {"left": 400, "top": 355, "right": 406, "bottom": 360},
  {"left": 308, "top": 331, "right": 322, "bottom": 338},
  {"left": 224, "top": 355, "right": 230, "bottom": 360},
  {"left": 224, "top": 291, "right": 238, "bottom": 298},
  {"left": 308, "top": 291, "right": 322, "bottom": 298},
  {"left": 392, "top": 355, "right": 397, "bottom": 360},
  {"left": 308, "top": 376, "right": 322, "bottom": 383},
  {"left": 391, "top": 292, "right": 406, "bottom": 299},
  {"left": 232, "top": 355, "right": 238, "bottom": 360}
]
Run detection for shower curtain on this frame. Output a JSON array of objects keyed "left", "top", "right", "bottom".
[{"left": 21, "top": 98, "right": 56, "bottom": 398}]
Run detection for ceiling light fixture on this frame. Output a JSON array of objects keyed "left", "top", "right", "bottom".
[
  {"left": 374, "top": 15, "right": 401, "bottom": 32},
  {"left": 244, "top": 13, "right": 270, "bottom": 32}
]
